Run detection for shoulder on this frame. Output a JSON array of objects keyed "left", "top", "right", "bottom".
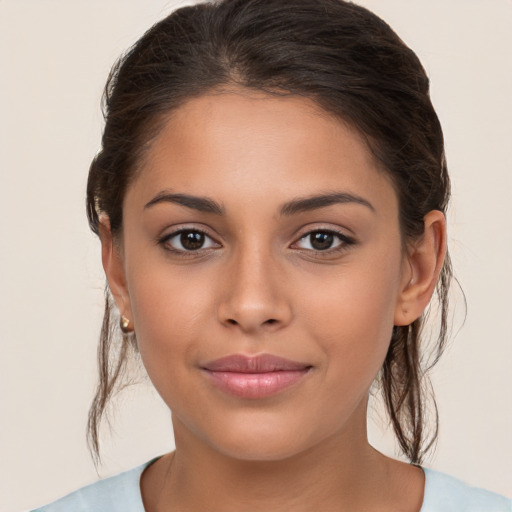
[
  {"left": 30, "top": 460, "right": 153, "bottom": 512},
  {"left": 422, "top": 468, "right": 512, "bottom": 512}
]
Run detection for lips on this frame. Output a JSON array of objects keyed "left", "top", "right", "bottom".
[{"left": 201, "top": 354, "right": 312, "bottom": 399}]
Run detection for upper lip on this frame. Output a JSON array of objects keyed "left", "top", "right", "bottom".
[{"left": 201, "top": 354, "right": 311, "bottom": 373}]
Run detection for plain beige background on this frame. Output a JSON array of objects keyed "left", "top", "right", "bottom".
[{"left": 1, "top": 1, "right": 511, "bottom": 511}]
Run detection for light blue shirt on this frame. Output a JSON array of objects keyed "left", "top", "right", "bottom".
[{"left": 32, "top": 460, "right": 512, "bottom": 512}]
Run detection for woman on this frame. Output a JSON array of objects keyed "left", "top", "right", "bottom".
[{"left": 28, "top": 0, "right": 511, "bottom": 510}]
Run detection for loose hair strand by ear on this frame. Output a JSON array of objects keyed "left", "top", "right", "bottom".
[{"left": 87, "top": 289, "right": 139, "bottom": 465}]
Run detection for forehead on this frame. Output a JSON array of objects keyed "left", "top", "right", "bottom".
[{"left": 127, "top": 89, "right": 397, "bottom": 214}]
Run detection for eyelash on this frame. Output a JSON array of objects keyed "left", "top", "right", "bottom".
[
  {"left": 158, "top": 228, "right": 219, "bottom": 256},
  {"left": 292, "top": 229, "right": 356, "bottom": 256},
  {"left": 157, "top": 227, "right": 356, "bottom": 257}
]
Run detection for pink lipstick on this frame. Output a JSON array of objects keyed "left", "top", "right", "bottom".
[{"left": 201, "top": 354, "right": 312, "bottom": 399}]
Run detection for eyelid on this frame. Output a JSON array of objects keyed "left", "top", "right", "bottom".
[
  {"left": 157, "top": 225, "right": 222, "bottom": 254},
  {"left": 155, "top": 223, "right": 355, "bottom": 257},
  {"left": 290, "top": 226, "right": 356, "bottom": 254}
]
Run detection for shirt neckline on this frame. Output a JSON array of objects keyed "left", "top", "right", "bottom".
[{"left": 136, "top": 458, "right": 431, "bottom": 511}]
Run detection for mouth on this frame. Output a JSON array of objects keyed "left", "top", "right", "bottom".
[{"left": 200, "top": 354, "right": 312, "bottom": 399}]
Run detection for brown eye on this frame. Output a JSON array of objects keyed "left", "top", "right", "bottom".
[
  {"left": 180, "top": 231, "right": 205, "bottom": 250},
  {"left": 162, "top": 229, "right": 218, "bottom": 253},
  {"left": 310, "top": 232, "right": 335, "bottom": 250},
  {"left": 294, "top": 230, "right": 355, "bottom": 253},
  {"left": 297, "top": 231, "right": 340, "bottom": 251}
]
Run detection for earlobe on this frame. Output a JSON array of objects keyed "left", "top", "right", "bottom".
[
  {"left": 394, "top": 210, "right": 447, "bottom": 326},
  {"left": 98, "top": 216, "right": 133, "bottom": 323}
]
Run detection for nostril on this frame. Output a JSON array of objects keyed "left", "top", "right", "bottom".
[
  {"left": 227, "top": 319, "right": 238, "bottom": 325},
  {"left": 265, "top": 319, "right": 277, "bottom": 325}
]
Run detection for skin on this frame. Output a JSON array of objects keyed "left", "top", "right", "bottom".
[{"left": 101, "top": 89, "right": 446, "bottom": 511}]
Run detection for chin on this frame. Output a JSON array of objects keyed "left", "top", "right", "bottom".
[
  {"left": 197, "top": 412, "right": 329, "bottom": 463},
  {"left": 213, "top": 436, "right": 309, "bottom": 463}
]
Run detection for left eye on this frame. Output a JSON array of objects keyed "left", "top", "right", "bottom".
[
  {"left": 295, "top": 230, "right": 351, "bottom": 251},
  {"left": 164, "top": 229, "right": 218, "bottom": 252}
]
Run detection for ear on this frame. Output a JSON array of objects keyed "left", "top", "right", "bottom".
[
  {"left": 98, "top": 216, "right": 133, "bottom": 324},
  {"left": 394, "top": 210, "right": 447, "bottom": 326}
]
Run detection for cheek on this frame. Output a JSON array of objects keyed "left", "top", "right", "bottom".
[
  {"left": 126, "top": 261, "right": 215, "bottom": 382},
  {"left": 298, "top": 250, "right": 403, "bottom": 381}
]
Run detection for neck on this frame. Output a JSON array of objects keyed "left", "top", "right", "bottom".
[{"left": 141, "top": 403, "right": 423, "bottom": 512}]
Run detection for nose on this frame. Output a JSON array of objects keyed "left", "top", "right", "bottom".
[{"left": 216, "top": 244, "right": 293, "bottom": 334}]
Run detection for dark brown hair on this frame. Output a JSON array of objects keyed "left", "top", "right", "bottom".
[{"left": 87, "top": 0, "right": 451, "bottom": 465}]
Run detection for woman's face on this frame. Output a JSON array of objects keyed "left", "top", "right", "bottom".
[{"left": 113, "top": 90, "right": 413, "bottom": 460}]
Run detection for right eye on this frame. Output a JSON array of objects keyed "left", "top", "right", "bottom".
[{"left": 160, "top": 229, "right": 219, "bottom": 253}]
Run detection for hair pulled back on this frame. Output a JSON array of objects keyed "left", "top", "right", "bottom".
[{"left": 87, "top": 0, "right": 451, "bottom": 465}]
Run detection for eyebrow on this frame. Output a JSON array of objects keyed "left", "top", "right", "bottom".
[
  {"left": 144, "top": 192, "right": 224, "bottom": 215},
  {"left": 144, "top": 190, "right": 374, "bottom": 216},
  {"left": 280, "top": 192, "right": 375, "bottom": 216}
]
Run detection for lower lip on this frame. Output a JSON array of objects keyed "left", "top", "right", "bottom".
[{"left": 203, "top": 369, "right": 310, "bottom": 399}]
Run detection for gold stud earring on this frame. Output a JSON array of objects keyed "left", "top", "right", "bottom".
[{"left": 120, "top": 315, "right": 133, "bottom": 334}]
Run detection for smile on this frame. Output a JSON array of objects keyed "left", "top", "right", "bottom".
[{"left": 201, "top": 354, "right": 312, "bottom": 399}]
